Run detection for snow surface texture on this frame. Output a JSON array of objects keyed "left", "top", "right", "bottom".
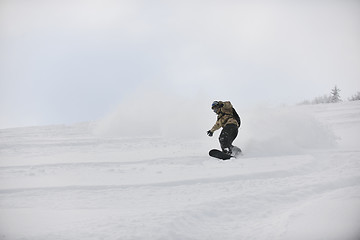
[{"left": 0, "top": 102, "right": 360, "bottom": 240}]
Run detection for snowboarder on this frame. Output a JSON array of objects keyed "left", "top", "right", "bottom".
[{"left": 207, "top": 101, "right": 241, "bottom": 157}]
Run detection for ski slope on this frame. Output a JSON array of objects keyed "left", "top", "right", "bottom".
[{"left": 0, "top": 102, "right": 360, "bottom": 240}]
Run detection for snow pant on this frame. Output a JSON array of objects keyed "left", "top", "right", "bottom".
[{"left": 219, "top": 124, "right": 238, "bottom": 152}]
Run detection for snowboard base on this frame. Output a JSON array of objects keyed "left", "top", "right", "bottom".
[{"left": 209, "top": 149, "right": 232, "bottom": 160}]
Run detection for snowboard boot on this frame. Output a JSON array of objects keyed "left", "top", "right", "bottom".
[{"left": 222, "top": 147, "right": 232, "bottom": 156}]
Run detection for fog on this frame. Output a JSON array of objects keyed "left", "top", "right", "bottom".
[
  {"left": 94, "top": 88, "right": 212, "bottom": 138},
  {"left": 94, "top": 90, "right": 337, "bottom": 158},
  {"left": 238, "top": 106, "right": 337, "bottom": 156},
  {"left": 1, "top": 0, "right": 360, "bottom": 129}
]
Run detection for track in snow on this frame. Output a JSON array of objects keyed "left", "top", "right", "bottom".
[{"left": 0, "top": 102, "right": 360, "bottom": 240}]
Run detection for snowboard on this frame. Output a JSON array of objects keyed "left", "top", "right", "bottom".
[
  {"left": 209, "top": 147, "right": 242, "bottom": 160},
  {"left": 209, "top": 149, "right": 232, "bottom": 160}
]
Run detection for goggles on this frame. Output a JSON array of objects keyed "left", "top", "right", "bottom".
[{"left": 211, "top": 101, "right": 219, "bottom": 109}]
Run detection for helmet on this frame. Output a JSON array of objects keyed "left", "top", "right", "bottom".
[{"left": 211, "top": 101, "right": 219, "bottom": 109}]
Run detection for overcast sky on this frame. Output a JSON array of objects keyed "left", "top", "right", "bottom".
[{"left": 1, "top": 0, "right": 360, "bottom": 129}]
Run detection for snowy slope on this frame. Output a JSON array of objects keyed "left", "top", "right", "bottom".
[{"left": 0, "top": 102, "right": 359, "bottom": 240}]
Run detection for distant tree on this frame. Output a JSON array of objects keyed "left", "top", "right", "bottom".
[
  {"left": 349, "top": 92, "right": 360, "bottom": 101},
  {"left": 330, "top": 85, "right": 341, "bottom": 103},
  {"left": 298, "top": 94, "right": 331, "bottom": 105},
  {"left": 312, "top": 94, "right": 332, "bottom": 104},
  {"left": 298, "top": 86, "right": 343, "bottom": 105},
  {"left": 298, "top": 100, "right": 310, "bottom": 105}
]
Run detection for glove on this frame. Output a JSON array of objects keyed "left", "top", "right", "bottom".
[{"left": 207, "top": 130, "right": 213, "bottom": 137}]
